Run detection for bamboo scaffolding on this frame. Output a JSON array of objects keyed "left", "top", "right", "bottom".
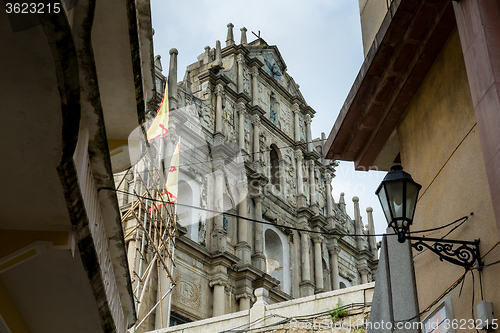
[{"left": 115, "top": 151, "right": 177, "bottom": 331}]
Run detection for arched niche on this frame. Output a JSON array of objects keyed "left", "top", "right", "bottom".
[
  {"left": 263, "top": 225, "right": 290, "bottom": 294},
  {"left": 339, "top": 276, "right": 351, "bottom": 289},
  {"left": 178, "top": 172, "right": 202, "bottom": 242}
]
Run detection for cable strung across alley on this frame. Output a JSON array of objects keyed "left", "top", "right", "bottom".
[{"left": 99, "top": 187, "right": 471, "bottom": 238}]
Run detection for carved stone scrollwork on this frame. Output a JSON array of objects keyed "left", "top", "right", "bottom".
[
  {"left": 215, "top": 84, "right": 224, "bottom": 96},
  {"left": 209, "top": 277, "right": 230, "bottom": 290},
  {"left": 250, "top": 114, "right": 260, "bottom": 125},
  {"left": 235, "top": 292, "right": 256, "bottom": 302},
  {"left": 358, "top": 266, "right": 371, "bottom": 276},
  {"left": 312, "top": 234, "right": 324, "bottom": 244}
]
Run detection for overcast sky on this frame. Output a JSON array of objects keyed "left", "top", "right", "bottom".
[{"left": 150, "top": 0, "right": 388, "bottom": 239}]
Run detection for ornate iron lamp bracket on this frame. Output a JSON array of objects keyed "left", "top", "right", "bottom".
[{"left": 406, "top": 236, "right": 481, "bottom": 269}]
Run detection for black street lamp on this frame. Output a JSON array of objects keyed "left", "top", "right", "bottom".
[
  {"left": 376, "top": 165, "right": 481, "bottom": 269},
  {"left": 376, "top": 165, "right": 421, "bottom": 243}
]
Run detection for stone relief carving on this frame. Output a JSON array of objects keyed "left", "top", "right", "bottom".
[
  {"left": 223, "top": 100, "right": 236, "bottom": 142},
  {"left": 172, "top": 273, "right": 202, "bottom": 309},
  {"left": 201, "top": 102, "right": 214, "bottom": 131},
  {"left": 243, "top": 67, "right": 251, "bottom": 95},
  {"left": 284, "top": 152, "right": 296, "bottom": 204},
  {"left": 258, "top": 83, "right": 265, "bottom": 105},
  {"left": 244, "top": 124, "right": 251, "bottom": 153},
  {"left": 300, "top": 115, "right": 307, "bottom": 141}
]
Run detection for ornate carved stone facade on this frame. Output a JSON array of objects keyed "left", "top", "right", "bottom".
[{"left": 118, "top": 24, "right": 378, "bottom": 330}]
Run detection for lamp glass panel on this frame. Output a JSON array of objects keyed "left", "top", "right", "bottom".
[
  {"left": 405, "top": 182, "right": 420, "bottom": 222},
  {"left": 385, "top": 181, "right": 404, "bottom": 220},
  {"left": 377, "top": 185, "right": 393, "bottom": 223}
]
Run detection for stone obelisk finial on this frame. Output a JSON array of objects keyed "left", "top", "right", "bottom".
[
  {"left": 339, "top": 192, "right": 346, "bottom": 214},
  {"left": 240, "top": 27, "right": 248, "bottom": 45},
  {"left": 226, "top": 23, "right": 235, "bottom": 47},
  {"left": 215, "top": 40, "right": 222, "bottom": 68},
  {"left": 169, "top": 48, "right": 178, "bottom": 107},
  {"left": 366, "top": 207, "right": 378, "bottom": 259}
]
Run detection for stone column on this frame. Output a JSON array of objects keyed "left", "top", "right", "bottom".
[
  {"left": 251, "top": 67, "right": 259, "bottom": 106},
  {"left": 325, "top": 173, "right": 334, "bottom": 225},
  {"left": 328, "top": 239, "right": 341, "bottom": 290},
  {"left": 358, "top": 262, "right": 370, "bottom": 285},
  {"left": 305, "top": 114, "right": 313, "bottom": 152},
  {"left": 353, "top": 196, "right": 363, "bottom": 250},
  {"left": 301, "top": 231, "right": 311, "bottom": 282},
  {"left": 360, "top": 269, "right": 369, "bottom": 284},
  {"left": 367, "top": 207, "right": 378, "bottom": 260},
  {"left": 312, "top": 235, "right": 324, "bottom": 292},
  {"left": 215, "top": 84, "right": 224, "bottom": 135},
  {"left": 168, "top": 48, "right": 178, "bottom": 110},
  {"left": 211, "top": 169, "right": 226, "bottom": 251},
  {"left": 226, "top": 22, "right": 235, "bottom": 47},
  {"left": 240, "top": 27, "right": 248, "bottom": 45},
  {"left": 237, "top": 54, "right": 244, "bottom": 94},
  {"left": 295, "top": 150, "right": 306, "bottom": 207},
  {"left": 214, "top": 169, "right": 224, "bottom": 229},
  {"left": 292, "top": 230, "right": 301, "bottom": 298},
  {"left": 300, "top": 230, "right": 315, "bottom": 297},
  {"left": 251, "top": 114, "right": 260, "bottom": 164},
  {"left": 252, "top": 195, "right": 266, "bottom": 271},
  {"left": 209, "top": 278, "right": 228, "bottom": 317},
  {"left": 293, "top": 104, "right": 301, "bottom": 142},
  {"left": 237, "top": 103, "right": 246, "bottom": 150},
  {"left": 236, "top": 182, "right": 251, "bottom": 264},
  {"left": 309, "top": 160, "right": 317, "bottom": 208},
  {"left": 236, "top": 293, "right": 253, "bottom": 311}
]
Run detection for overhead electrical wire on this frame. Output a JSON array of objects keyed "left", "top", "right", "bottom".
[
  {"left": 217, "top": 302, "right": 371, "bottom": 333},
  {"left": 99, "top": 187, "right": 471, "bottom": 239}
]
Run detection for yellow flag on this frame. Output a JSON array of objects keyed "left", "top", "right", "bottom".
[
  {"left": 147, "top": 78, "right": 169, "bottom": 141},
  {"left": 164, "top": 139, "right": 180, "bottom": 204},
  {"left": 150, "top": 139, "right": 180, "bottom": 214}
]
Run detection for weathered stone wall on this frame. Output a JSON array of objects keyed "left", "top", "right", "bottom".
[{"left": 148, "top": 283, "right": 374, "bottom": 333}]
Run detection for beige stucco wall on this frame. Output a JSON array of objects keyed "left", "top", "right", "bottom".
[
  {"left": 359, "top": 0, "right": 389, "bottom": 57},
  {"left": 397, "top": 28, "right": 500, "bottom": 325}
]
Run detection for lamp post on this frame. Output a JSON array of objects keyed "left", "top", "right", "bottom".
[{"left": 376, "top": 165, "right": 481, "bottom": 269}]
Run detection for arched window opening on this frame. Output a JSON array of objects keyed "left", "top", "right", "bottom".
[
  {"left": 340, "top": 282, "right": 347, "bottom": 289},
  {"left": 270, "top": 146, "right": 280, "bottom": 190}
]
